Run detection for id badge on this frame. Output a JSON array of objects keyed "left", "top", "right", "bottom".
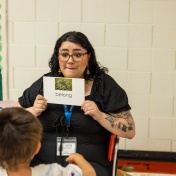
[{"left": 57, "top": 137, "right": 77, "bottom": 156}]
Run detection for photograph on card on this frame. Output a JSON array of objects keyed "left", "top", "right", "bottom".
[{"left": 55, "top": 78, "right": 72, "bottom": 91}]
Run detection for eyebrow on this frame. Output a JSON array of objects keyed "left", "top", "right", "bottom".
[{"left": 60, "top": 49, "right": 82, "bottom": 52}]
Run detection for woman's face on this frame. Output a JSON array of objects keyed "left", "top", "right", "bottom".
[{"left": 58, "top": 41, "right": 90, "bottom": 78}]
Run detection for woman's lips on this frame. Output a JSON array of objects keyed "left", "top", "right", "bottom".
[{"left": 66, "top": 67, "right": 76, "bottom": 70}]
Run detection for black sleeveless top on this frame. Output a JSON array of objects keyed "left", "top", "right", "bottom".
[{"left": 18, "top": 72, "right": 131, "bottom": 172}]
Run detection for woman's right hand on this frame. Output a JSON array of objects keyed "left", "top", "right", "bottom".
[
  {"left": 31, "top": 94, "right": 47, "bottom": 117},
  {"left": 14, "top": 95, "right": 47, "bottom": 117}
]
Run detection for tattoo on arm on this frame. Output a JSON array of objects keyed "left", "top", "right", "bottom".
[{"left": 105, "top": 111, "right": 133, "bottom": 132}]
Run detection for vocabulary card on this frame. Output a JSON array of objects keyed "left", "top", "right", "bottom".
[{"left": 43, "top": 76, "right": 85, "bottom": 106}]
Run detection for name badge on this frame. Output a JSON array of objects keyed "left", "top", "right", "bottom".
[{"left": 57, "top": 137, "right": 77, "bottom": 156}]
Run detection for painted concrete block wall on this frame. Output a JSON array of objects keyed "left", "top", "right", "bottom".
[{"left": 6, "top": 0, "right": 176, "bottom": 152}]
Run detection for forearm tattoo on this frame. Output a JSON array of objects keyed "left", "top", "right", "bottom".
[{"left": 105, "top": 111, "right": 133, "bottom": 132}]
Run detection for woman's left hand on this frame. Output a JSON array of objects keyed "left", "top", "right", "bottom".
[{"left": 81, "top": 100, "right": 103, "bottom": 121}]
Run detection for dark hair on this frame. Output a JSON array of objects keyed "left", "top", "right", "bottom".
[
  {"left": 48, "top": 31, "right": 108, "bottom": 80},
  {"left": 0, "top": 107, "right": 43, "bottom": 171}
]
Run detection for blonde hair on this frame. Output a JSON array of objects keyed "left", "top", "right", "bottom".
[{"left": 0, "top": 107, "right": 43, "bottom": 171}]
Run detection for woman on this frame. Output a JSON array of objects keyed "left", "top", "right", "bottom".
[{"left": 15, "top": 31, "right": 135, "bottom": 176}]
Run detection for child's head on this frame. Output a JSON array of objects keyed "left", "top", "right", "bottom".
[{"left": 0, "top": 107, "right": 43, "bottom": 171}]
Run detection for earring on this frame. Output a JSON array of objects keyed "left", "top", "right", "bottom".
[
  {"left": 86, "top": 67, "right": 90, "bottom": 75},
  {"left": 58, "top": 68, "right": 62, "bottom": 74}
]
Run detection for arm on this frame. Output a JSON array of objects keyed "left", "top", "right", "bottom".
[
  {"left": 66, "top": 153, "right": 96, "bottom": 176},
  {"left": 15, "top": 94, "right": 47, "bottom": 117},
  {"left": 81, "top": 100, "right": 135, "bottom": 139}
]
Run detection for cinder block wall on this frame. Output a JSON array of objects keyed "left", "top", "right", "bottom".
[{"left": 7, "top": 0, "right": 176, "bottom": 152}]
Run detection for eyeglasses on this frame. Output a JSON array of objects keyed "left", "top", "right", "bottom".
[{"left": 58, "top": 52, "right": 88, "bottom": 62}]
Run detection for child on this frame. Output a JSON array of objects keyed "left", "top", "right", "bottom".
[{"left": 0, "top": 107, "right": 96, "bottom": 176}]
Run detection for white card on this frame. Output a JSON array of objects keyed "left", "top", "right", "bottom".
[{"left": 43, "top": 76, "right": 85, "bottom": 106}]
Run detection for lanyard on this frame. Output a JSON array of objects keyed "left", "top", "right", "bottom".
[
  {"left": 57, "top": 105, "right": 74, "bottom": 163},
  {"left": 64, "top": 105, "right": 74, "bottom": 127}
]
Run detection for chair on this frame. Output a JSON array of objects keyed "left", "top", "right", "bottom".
[{"left": 108, "top": 134, "right": 120, "bottom": 176}]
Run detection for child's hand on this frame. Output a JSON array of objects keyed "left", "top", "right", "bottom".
[
  {"left": 65, "top": 153, "right": 83, "bottom": 164},
  {"left": 65, "top": 153, "right": 96, "bottom": 176}
]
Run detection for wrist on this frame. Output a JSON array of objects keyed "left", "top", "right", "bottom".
[
  {"left": 96, "top": 112, "right": 106, "bottom": 122},
  {"left": 26, "top": 107, "right": 38, "bottom": 117}
]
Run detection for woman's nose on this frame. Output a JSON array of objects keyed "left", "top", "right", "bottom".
[{"left": 67, "top": 55, "right": 74, "bottom": 63}]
